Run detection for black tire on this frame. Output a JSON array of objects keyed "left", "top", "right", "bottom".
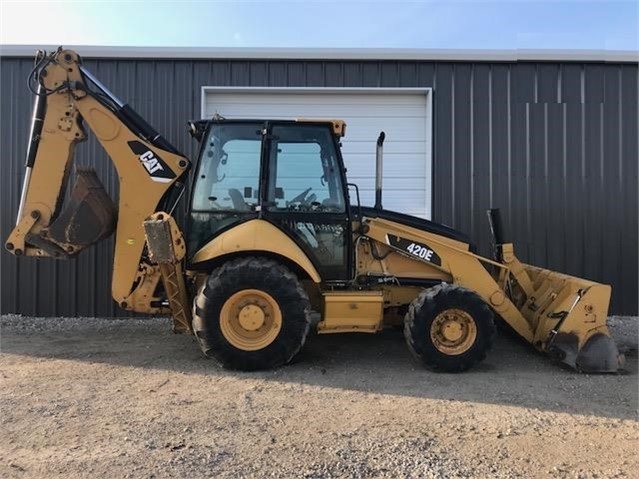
[
  {"left": 192, "top": 256, "right": 311, "bottom": 371},
  {"left": 404, "top": 283, "right": 496, "bottom": 372}
]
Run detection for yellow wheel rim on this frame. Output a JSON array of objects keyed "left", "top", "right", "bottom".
[
  {"left": 429, "top": 308, "right": 477, "bottom": 356},
  {"left": 220, "top": 289, "right": 282, "bottom": 351}
]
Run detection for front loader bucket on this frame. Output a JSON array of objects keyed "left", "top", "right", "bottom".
[
  {"left": 519, "top": 265, "right": 624, "bottom": 373},
  {"left": 43, "top": 168, "right": 117, "bottom": 255}
]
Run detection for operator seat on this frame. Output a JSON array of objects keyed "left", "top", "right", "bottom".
[{"left": 228, "top": 189, "right": 249, "bottom": 211}]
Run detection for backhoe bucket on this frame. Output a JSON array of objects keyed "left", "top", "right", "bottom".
[
  {"left": 44, "top": 168, "right": 117, "bottom": 255},
  {"left": 518, "top": 265, "right": 624, "bottom": 373}
]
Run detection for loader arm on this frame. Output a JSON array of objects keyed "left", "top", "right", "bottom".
[
  {"left": 359, "top": 215, "right": 622, "bottom": 372},
  {"left": 5, "top": 49, "right": 190, "bottom": 312}
]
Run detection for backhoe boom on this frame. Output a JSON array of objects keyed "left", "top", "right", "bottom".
[{"left": 5, "top": 49, "right": 190, "bottom": 313}]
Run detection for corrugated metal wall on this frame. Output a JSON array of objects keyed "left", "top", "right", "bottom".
[{"left": 1, "top": 56, "right": 637, "bottom": 316}]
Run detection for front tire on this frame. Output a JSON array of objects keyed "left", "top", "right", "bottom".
[
  {"left": 404, "top": 283, "right": 496, "bottom": 372},
  {"left": 193, "top": 257, "right": 311, "bottom": 371}
]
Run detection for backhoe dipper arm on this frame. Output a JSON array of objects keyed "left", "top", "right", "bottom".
[{"left": 5, "top": 49, "right": 190, "bottom": 312}]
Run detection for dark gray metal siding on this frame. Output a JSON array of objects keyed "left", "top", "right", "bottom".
[{"left": 1, "top": 56, "right": 637, "bottom": 316}]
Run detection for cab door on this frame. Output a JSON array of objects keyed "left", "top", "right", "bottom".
[
  {"left": 187, "top": 122, "right": 262, "bottom": 254},
  {"left": 262, "top": 123, "right": 351, "bottom": 281}
]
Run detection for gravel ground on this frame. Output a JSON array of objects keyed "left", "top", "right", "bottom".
[{"left": 0, "top": 314, "right": 637, "bottom": 479}]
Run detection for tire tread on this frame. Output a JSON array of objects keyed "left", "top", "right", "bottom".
[
  {"left": 404, "top": 283, "right": 496, "bottom": 372},
  {"left": 192, "top": 256, "right": 311, "bottom": 371}
]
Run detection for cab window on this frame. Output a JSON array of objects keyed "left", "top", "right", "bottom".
[
  {"left": 191, "top": 123, "right": 261, "bottom": 212},
  {"left": 267, "top": 124, "right": 345, "bottom": 213}
]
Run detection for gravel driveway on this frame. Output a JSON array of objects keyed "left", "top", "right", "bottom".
[{"left": 1, "top": 314, "right": 637, "bottom": 479}]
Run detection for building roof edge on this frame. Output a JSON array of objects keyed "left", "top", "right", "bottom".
[{"left": 1, "top": 45, "right": 637, "bottom": 63}]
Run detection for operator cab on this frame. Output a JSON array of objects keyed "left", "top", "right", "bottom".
[{"left": 188, "top": 119, "right": 352, "bottom": 280}]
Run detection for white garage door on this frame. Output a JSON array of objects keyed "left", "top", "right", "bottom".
[{"left": 202, "top": 88, "right": 432, "bottom": 218}]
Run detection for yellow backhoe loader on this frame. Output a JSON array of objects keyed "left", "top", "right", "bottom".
[{"left": 5, "top": 48, "right": 624, "bottom": 373}]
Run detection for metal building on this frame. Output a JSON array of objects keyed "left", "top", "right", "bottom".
[{"left": 1, "top": 47, "right": 637, "bottom": 316}]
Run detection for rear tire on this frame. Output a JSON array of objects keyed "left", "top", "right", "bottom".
[
  {"left": 404, "top": 283, "right": 496, "bottom": 372},
  {"left": 193, "top": 257, "right": 311, "bottom": 371}
]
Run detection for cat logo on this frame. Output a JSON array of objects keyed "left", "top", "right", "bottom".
[
  {"left": 139, "top": 150, "right": 164, "bottom": 174},
  {"left": 127, "top": 141, "right": 176, "bottom": 183}
]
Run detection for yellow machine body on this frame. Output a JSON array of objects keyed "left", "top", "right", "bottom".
[
  {"left": 190, "top": 219, "right": 321, "bottom": 283},
  {"left": 5, "top": 48, "right": 623, "bottom": 373}
]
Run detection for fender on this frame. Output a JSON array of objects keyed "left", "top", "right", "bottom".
[{"left": 190, "top": 219, "right": 321, "bottom": 283}]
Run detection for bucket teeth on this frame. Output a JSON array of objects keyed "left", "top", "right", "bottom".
[
  {"left": 576, "top": 332, "right": 624, "bottom": 373},
  {"left": 547, "top": 330, "right": 624, "bottom": 373}
]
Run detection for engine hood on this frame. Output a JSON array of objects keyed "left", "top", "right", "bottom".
[{"left": 357, "top": 206, "right": 474, "bottom": 249}]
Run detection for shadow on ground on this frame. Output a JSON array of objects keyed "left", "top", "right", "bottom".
[{"left": 1, "top": 316, "right": 637, "bottom": 421}]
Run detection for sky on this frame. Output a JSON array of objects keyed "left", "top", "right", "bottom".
[{"left": 0, "top": 0, "right": 637, "bottom": 51}]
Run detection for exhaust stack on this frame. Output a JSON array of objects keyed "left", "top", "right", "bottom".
[{"left": 374, "top": 131, "right": 385, "bottom": 210}]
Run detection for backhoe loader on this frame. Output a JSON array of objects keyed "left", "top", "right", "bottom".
[{"left": 5, "top": 48, "right": 624, "bottom": 373}]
